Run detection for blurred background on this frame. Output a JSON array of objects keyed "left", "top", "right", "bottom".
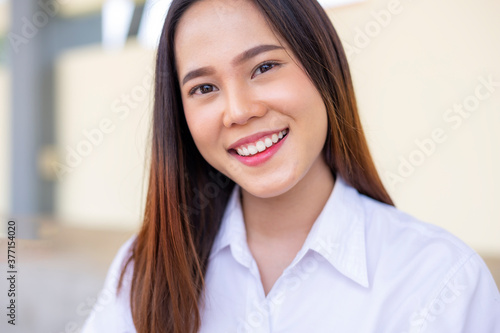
[{"left": 0, "top": 0, "right": 498, "bottom": 332}]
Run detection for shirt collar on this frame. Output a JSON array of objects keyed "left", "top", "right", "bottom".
[
  {"left": 209, "top": 176, "right": 369, "bottom": 288},
  {"left": 210, "top": 186, "right": 250, "bottom": 265},
  {"left": 302, "top": 176, "right": 369, "bottom": 288}
]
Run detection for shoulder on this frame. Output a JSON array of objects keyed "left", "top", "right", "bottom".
[
  {"left": 359, "top": 192, "right": 473, "bottom": 264},
  {"left": 80, "top": 234, "right": 138, "bottom": 333},
  {"left": 96, "top": 234, "right": 137, "bottom": 296},
  {"left": 357, "top": 193, "right": 500, "bottom": 331},
  {"left": 107, "top": 234, "right": 137, "bottom": 285}
]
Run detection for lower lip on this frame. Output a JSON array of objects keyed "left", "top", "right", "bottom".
[{"left": 230, "top": 134, "right": 288, "bottom": 167}]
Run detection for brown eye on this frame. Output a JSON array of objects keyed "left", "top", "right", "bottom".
[
  {"left": 189, "top": 84, "right": 218, "bottom": 96},
  {"left": 252, "top": 61, "right": 280, "bottom": 79},
  {"left": 200, "top": 84, "right": 214, "bottom": 94},
  {"left": 258, "top": 63, "right": 274, "bottom": 73}
]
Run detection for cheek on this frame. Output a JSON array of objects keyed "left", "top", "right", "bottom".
[
  {"left": 266, "top": 71, "right": 325, "bottom": 118},
  {"left": 289, "top": 82, "right": 329, "bottom": 151},
  {"left": 258, "top": 81, "right": 301, "bottom": 115},
  {"left": 184, "top": 106, "right": 221, "bottom": 158},
  {"left": 307, "top": 101, "right": 329, "bottom": 151}
]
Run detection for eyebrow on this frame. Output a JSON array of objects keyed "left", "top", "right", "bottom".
[{"left": 181, "top": 44, "right": 284, "bottom": 86}]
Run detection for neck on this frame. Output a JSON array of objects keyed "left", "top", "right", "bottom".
[{"left": 241, "top": 157, "right": 335, "bottom": 243}]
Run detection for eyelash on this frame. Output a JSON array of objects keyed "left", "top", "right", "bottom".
[
  {"left": 188, "top": 61, "right": 281, "bottom": 96},
  {"left": 251, "top": 61, "right": 280, "bottom": 79}
]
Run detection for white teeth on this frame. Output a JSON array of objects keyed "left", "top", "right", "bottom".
[
  {"left": 234, "top": 129, "right": 288, "bottom": 157},
  {"left": 248, "top": 145, "right": 258, "bottom": 155},
  {"left": 256, "top": 141, "right": 266, "bottom": 152}
]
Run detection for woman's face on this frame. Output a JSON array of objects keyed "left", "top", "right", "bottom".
[{"left": 175, "top": 0, "right": 330, "bottom": 198}]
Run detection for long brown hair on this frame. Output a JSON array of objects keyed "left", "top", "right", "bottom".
[{"left": 118, "top": 1, "right": 394, "bottom": 332}]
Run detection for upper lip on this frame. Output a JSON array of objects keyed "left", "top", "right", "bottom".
[{"left": 227, "top": 128, "right": 288, "bottom": 151}]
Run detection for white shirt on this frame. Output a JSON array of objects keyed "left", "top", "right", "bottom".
[{"left": 82, "top": 177, "right": 500, "bottom": 333}]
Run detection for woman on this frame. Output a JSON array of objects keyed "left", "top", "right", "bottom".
[{"left": 82, "top": 0, "right": 500, "bottom": 332}]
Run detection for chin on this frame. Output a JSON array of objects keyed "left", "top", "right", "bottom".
[{"left": 238, "top": 173, "right": 298, "bottom": 199}]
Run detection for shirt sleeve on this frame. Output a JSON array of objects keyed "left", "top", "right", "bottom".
[
  {"left": 80, "top": 235, "right": 137, "bottom": 333},
  {"left": 419, "top": 253, "right": 500, "bottom": 333}
]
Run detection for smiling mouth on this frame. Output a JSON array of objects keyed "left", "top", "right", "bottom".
[{"left": 231, "top": 129, "right": 288, "bottom": 157}]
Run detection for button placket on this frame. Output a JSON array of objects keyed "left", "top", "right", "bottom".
[
  {"left": 237, "top": 271, "right": 272, "bottom": 333},
  {"left": 266, "top": 276, "right": 288, "bottom": 332}
]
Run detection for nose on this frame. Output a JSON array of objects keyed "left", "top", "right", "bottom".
[{"left": 222, "top": 86, "right": 267, "bottom": 128}]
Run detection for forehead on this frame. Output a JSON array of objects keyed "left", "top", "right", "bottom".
[{"left": 174, "top": 0, "right": 282, "bottom": 72}]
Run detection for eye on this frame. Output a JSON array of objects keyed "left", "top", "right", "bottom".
[
  {"left": 252, "top": 62, "right": 280, "bottom": 79},
  {"left": 189, "top": 84, "right": 218, "bottom": 96}
]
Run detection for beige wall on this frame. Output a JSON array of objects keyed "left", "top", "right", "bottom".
[
  {"left": 0, "top": 67, "right": 10, "bottom": 219},
  {"left": 55, "top": 40, "right": 153, "bottom": 229},
  {"left": 328, "top": 0, "right": 500, "bottom": 255}
]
